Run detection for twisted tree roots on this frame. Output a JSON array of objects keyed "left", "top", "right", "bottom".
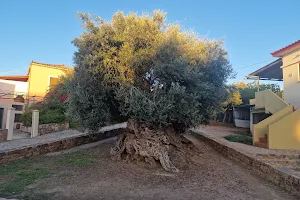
[{"left": 110, "top": 120, "right": 199, "bottom": 172}]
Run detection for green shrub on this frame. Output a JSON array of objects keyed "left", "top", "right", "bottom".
[
  {"left": 22, "top": 103, "right": 67, "bottom": 126},
  {"left": 21, "top": 106, "right": 33, "bottom": 127},
  {"left": 224, "top": 134, "right": 253, "bottom": 145},
  {"left": 39, "top": 109, "right": 66, "bottom": 124},
  {"left": 232, "top": 130, "right": 251, "bottom": 136},
  {"left": 69, "top": 121, "right": 81, "bottom": 129}
]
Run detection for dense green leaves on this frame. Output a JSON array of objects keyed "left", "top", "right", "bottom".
[
  {"left": 230, "top": 82, "right": 282, "bottom": 105},
  {"left": 22, "top": 103, "right": 67, "bottom": 126},
  {"left": 69, "top": 10, "right": 233, "bottom": 131}
]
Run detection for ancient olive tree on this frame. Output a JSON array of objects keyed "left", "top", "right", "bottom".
[{"left": 70, "top": 11, "right": 233, "bottom": 171}]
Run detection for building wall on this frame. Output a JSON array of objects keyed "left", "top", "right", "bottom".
[
  {"left": 0, "top": 80, "right": 28, "bottom": 130},
  {"left": 27, "top": 63, "right": 68, "bottom": 100},
  {"left": 269, "top": 109, "right": 300, "bottom": 150},
  {"left": 282, "top": 48, "right": 300, "bottom": 67},
  {"left": 0, "top": 62, "right": 72, "bottom": 130},
  {"left": 253, "top": 105, "right": 293, "bottom": 143},
  {"left": 0, "top": 100, "right": 24, "bottom": 130},
  {"left": 254, "top": 89, "right": 289, "bottom": 114},
  {"left": 282, "top": 64, "right": 300, "bottom": 109},
  {"left": 0, "top": 79, "right": 28, "bottom": 99},
  {"left": 282, "top": 48, "right": 300, "bottom": 109}
]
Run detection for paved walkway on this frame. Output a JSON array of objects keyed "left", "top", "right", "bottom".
[
  {"left": 193, "top": 125, "right": 300, "bottom": 157},
  {"left": 0, "top": 129, "right": 85, "bottom": 153},
  {"left": 12, "top": 129, "right": 30, "bottom": 140},
  {"left": 0, "top": 123, "right": 127, "bottom": 153}
]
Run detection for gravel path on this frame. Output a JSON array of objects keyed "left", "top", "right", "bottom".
[{"left": 26, "top": 134, "right": 297, "bottom": 200}]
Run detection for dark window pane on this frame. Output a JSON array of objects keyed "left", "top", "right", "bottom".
[
  {"left": 14, "top": 114, "right": 22, "bottom": 122},
  {"left": 12, "top": 105, "right": 23, "bottom": 111}
]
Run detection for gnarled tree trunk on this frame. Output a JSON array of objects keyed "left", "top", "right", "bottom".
[{"left": 110, "top": 120, "right": 199, "bottom": 172}]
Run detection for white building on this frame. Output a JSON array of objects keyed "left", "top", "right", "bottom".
[{"left": 0, "top": 76, "right": 28, "bottom": 130}]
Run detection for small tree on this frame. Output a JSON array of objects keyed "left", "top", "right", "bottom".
[
  {"left": 232, "top": 82, "right": 282, "bottom": 104},
  {"left": 221, "top": 86, "right": 242, "bottom": 123},
  {"left": 70, "top": 11, "right": 233, "bottom": 171}
]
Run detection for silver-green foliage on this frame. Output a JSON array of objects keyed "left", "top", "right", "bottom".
[{"left": 69, "top": 10, "right": 233, "bottom": 131}]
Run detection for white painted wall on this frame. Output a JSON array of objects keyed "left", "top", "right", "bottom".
[
  {"left": 0, "top": 79, "right": 27, "bottom": 130},
  {"left": 0, "top": 79, "right": 28, "bottom": 98},
  {"left": 281, "top": 49, "right": 300, "bottom": 109},
  {"left": 282, "top": 64, "right": 300, "bottom": 109},
  {"left": 0, "top": 100, "right": 24, "bottom": 130},
  {"left": 234, "top": 119, "right": 250, "bottom": 128}
]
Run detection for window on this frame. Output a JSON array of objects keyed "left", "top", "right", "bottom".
[
  {"left": 49, "top": 76, "right": 59, "bottom": 90},
  {"left": 14, "top": 114, "right": 22, "bottom": 123},
  {"left": 12, "top": 104, "right": 23, "bottom": 111}
]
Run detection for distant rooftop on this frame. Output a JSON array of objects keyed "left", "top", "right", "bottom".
[
  {"left": 0, "top": 61, "right": 73, "bottom": 82},
  {"left": 246, "top": 40, "right": 300, "bottom": 80},
  {"left": 0, "top": 75, "right": 29, "bottom": 82},
  {"left": 247, "top": 58, "right": 283, "bottom": 81},
  {"left": 28, "top": 60, "right": 73, "bottom": 74}
]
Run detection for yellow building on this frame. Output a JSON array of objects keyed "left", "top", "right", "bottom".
[
  {"left": 247, "top": 40, "right": 300, "bottom": 150},
  {"left": 26, "top": 61, "right": 73, "bottom": 102},
  {"left": 0, "top": 61, "right": 73, "bottom": 129}
]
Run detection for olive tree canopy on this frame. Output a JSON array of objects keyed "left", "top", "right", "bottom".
[
  {"left": 70, "top": 10, "right": 233, "bottom": 131},
  {"left": 69, "top": 10, "right": 233, "bottom": 171}
]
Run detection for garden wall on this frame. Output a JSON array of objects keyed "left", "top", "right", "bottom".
[
  {"left": 190, "top": 131, "right": 300, "bottom": 197},
  {"left": 0, "top": 126, "right": 125, "bottom": 164},
  {"left": 0, "top": 129, "right": 7, "bottom": 142},
  {"left": 21, "top": 123, "right": 69, "bottom": 135}
]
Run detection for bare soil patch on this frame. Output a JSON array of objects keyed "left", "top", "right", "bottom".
[{"left": 0, "top": 135, "right": 297, "bottom": 200}]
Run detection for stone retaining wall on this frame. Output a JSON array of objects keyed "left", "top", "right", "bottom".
[
  {"left": 0, "top": 129, "right": 7, "bottom": 142},
  {"left": 190, "top": 131, "right": 300, "bottom": 197},
  {"left": 21, "top": 123, "right": 69, "bottom": 136},
  {"left": 39, "top": 123, "right": 69, "bottom": 135},
  {"left": 0, "top": 128, "right": 124, "bottom": 164}
]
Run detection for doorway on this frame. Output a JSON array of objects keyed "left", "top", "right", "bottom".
[{"left": 0, "top": 108, "right": 3, "bottom": 129}]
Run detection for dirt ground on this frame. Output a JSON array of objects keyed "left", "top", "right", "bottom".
[{"left": 1, "top": 135, "right": 298, "bottom": 200}]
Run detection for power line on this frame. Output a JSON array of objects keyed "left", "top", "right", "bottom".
[{"left": 235, "top": 59, "right": 274, "bottom": 70}]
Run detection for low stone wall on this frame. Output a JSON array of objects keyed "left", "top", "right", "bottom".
[
  {"left": 21, "top": 123, "right": 69, "bottom": 136},
  {"left": 0, "top": 129, "right": 7, "bottom": 142},
  {"left": 0, "top": 128, "right": 124, "bottom": 164},
  {"left": 39, "top": 123, "right": 69, "bottom": 135},
  {"left": 190, "top": 131, "right": 300, "bottom": 197}
]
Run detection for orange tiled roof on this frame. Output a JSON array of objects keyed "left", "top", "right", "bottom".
[
  {"left": 0, "top": 75, "right": 29, "bottom": 82},
  {"left": 271, "top": 40, "right": 300, "bottom": 57},
  {"left": 27, "top": 60, "right": 73, "bottom": 74}
]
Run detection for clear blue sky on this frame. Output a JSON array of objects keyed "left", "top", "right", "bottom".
[{"left": 0, "top": 0, "right": 299, "bottom": 84}]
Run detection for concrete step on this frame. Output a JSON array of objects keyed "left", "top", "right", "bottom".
[
  {"left": 256, "top": 154, "right": 300, "bottom": 160},
  {"left": 259, "top": 137, "right": 268, "bottom": 143},
  {"left": 268, "top": 159, "right": 300, "bottom": 166},
  {"left": 254, "top": 142, "right": 268, "bottom": 149}
]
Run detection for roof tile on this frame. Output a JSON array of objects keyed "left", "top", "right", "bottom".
[{"left": 271, "top": 40, "right": 300, "bottom": 57}]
